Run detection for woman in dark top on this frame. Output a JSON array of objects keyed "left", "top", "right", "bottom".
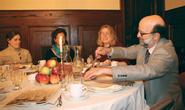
[{"left": 43, "top": 28, "right": 74, "bottom": 62}]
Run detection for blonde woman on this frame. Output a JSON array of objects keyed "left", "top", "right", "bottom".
[{"left": 96, "top": 24, "right": 124, "bottom": 63}]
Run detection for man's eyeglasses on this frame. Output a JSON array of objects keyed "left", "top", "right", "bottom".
[{"left": 138, "top": 31, "right": 156, "bottom": 36}]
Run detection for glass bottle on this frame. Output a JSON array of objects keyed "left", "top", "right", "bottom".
[{"left": 72, "top": 45, "right": 84, "bottom": 76}]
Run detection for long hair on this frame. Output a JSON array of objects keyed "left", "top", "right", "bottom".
[{"left": 97, "top": 24, "right": 117, "bottom": 46}]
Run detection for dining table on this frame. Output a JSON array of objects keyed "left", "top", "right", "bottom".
[
  {"left": 0, "top": 72, "right": 150, "bottom": 110},
  {"left": 0, "top": 63, "right": 150, "bottom": 110}
]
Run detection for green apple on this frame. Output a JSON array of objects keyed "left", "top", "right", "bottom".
[
  {"left": 46, "top": 59, "right": 57, "bottom": 68},
  {"left": 39, "top": 66, "right": 51, "bottom": 75}
]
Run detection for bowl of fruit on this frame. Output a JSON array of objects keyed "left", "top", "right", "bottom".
[{"left": 35, "top": 59, "right": 62, "bottom": 84}]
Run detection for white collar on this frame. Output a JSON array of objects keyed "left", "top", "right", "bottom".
[{"left": 148, "top": 44, "right": 157, "bottom": 54}]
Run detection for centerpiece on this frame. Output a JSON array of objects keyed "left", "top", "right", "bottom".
[{"left": 35, "top": 59, "right": 61, "bottom": 84}]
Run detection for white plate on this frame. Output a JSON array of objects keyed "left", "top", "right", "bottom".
[
  {"left": 84, "top": 80, "right": 123, "bottom": 93},
  {"left": 88, "top": 84, "right": 123, "bottom": 93}
]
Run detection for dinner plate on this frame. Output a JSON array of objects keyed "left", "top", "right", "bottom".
[
  {"left": 84, "top": 80, "right": 123, "bottom": 94},
  {"left": 87, "top": 84, "right": 123, "bottom": 93}
]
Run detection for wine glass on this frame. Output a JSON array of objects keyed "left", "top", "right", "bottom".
[
  {"left": 10, "top": 70, "right": 26, "bottom": 90},
  {"left": 0, "top": 65, "right": 10, "bottom": 82},
  {"left": 0, "top": 66, "right": 4, "bottom": 81}
]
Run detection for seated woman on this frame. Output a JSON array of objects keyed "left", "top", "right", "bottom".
[
  {"left": 43, "top": 28, "right": 74, "bottom": 62},
  {"left": 0, "top": 31, "right": 32, "bottom": 65},
  {"left": 96, "top": 24, "right": 127, "bottom": 65}
]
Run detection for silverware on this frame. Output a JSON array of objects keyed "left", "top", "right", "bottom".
[{"left": 56, "top": 94, "right": 62, "bottom": 107}]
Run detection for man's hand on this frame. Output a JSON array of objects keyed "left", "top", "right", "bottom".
[
  {"left": 84, "top": 67, "right": 112, "bottom": 80},
  {"left": 95, "top": 47, "right": 111, "bottom": 59}
]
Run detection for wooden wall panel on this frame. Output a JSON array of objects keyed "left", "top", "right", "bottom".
[
  {"left": 0, "top": 10, "right": 123, "bottom": 64},
  {"left": 79, "top": 25, "right": 100, "bottom": 59}
]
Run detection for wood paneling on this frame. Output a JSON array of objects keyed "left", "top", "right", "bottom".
[
  {"left": 79, "top": 25, "right": 99, "bottom": 59},
  {"left": 0, "top": 10, "right": 123, "bottom": 64}
]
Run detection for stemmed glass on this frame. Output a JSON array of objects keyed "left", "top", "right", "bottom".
[
  {"left": 0, "top": 65, "right": 10, "bottom": 82},
  {"left": 0, "top": 66, "right": 5, "bottom": 82},
  {"left": 60, "top": 61, "right": 75, "bottom": 91},
  {"left": 10, "top": 70, "right": 26, "bottom": 90}
]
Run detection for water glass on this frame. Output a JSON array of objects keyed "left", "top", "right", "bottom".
[
  {"left": 10, "top": 70, "right": 26, "bottom": 90},
  {"left": 0, "top": 65, "right": 10, "bottom": 82}
]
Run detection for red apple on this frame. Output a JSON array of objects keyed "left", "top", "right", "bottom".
[
  {"left": 46, "top": 59, "right": 57, "bottom": 68},
  {"left": 50, "top": 74, "right": 60, "bottom": 84},
  {"left": 51, "top": 64, "right": 61, "bottom": 75},
  {"left": 35, "top": 73, "right": 50, "bottom": 84},
  {"left": 39, "top": 66, "right": 51, "bottom": 75}
]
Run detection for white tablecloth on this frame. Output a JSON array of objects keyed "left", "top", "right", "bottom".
[{"left": 2, "top": 81, "right": 149, "bottom": 110}]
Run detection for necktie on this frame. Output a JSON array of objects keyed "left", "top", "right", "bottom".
[{"left": 145, "top": 49, "right": 150, "bottom": 63}]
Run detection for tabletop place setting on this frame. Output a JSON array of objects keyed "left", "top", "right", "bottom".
[{"left": 0, "top": 45, "right": 145, "bottom": 110}]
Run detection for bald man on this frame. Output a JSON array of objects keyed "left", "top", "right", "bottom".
[{"left": 84, "top": 15, "right": 183, "bottom": 109}]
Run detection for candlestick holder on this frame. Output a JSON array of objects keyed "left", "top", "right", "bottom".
[
  {"left": 60, "top": 51, "right": 65, "bottom": 80},
  {"left": 60, "top": 50, "right": 67, "bottom": 91}
]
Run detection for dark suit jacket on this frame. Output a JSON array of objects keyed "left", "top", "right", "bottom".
[{"left": 111, "top": 38, "right": 182, "bottom": 109}]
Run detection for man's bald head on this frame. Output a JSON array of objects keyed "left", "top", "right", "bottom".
[
  {"left": 139, "top": 15, "right": 167, "bottom": 38},
  {"left": 140, "top": 15, "right": 165, "bottom": 28}
]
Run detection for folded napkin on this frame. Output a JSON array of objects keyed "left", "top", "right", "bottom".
[
  {"left": 46, "top": 87, "right": 63, "bottom": 105},
  {"left": 0, "top": 80, "right": 60, "bottom": 108}
]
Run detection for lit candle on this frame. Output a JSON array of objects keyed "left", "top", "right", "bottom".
[{"left": 59, "top": 36, "right": 63, "bottom": 53}]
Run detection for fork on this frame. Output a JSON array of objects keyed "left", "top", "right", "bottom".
[{"left": 56, "top": 94, "right": 62, "bottom": 107}]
